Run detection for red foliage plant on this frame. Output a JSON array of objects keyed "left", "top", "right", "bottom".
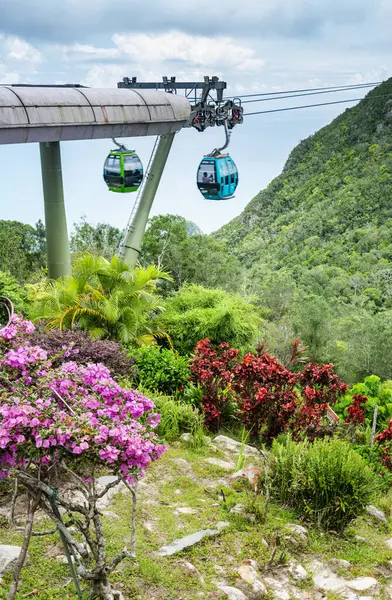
[
  {"left": 190, "top": 339, "right": 239, "bottom": 430},
  {"left": 345, "top": 394, "right": 367, "bottom": 425},
  {"left": 376, "top": 420, "right": 392, "bottom": 470},
  {"left": 294, "top": 363, "right": 349, "bottom": 436},
  {"left": 233, "top": 352, "right": 298, "bottom": 440},
  {"left": 190, "top": 339, "right": 349, "bottom": 442}
]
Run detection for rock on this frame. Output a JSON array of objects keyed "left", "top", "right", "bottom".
[
  {"left": 386, "top": 538, "right": 392, "bottom": 550},
  {"left": 366, "top": 505, "right": 387, "bottom": 523},
  {"left": 217, "top": 585, "right": 248, "bottom": 600},
  {"left": 174, "top": 489, "right": 182, "bottom": 495},
  {"left": 214, "top": 435, "right": 260, "bottom": 457},
  {"left": 205, "top": 458, "right": 236, "bottom": 471},
  {"left": 346, "top": 577, "right": 378, "bottom": 592},
  {"left": 288, "top": 562, "right": 308, "bottom": 581},
  {"left": 0, "top": 545, "right": 21, "bottom": 575},
  {"left": 172, "top": 458, "right": 190, "bottom": 467},
  {"left": 238, "top": 563, "right": 267, "bottom": 596},
  {"left": 311, "top": 561, "right": 379, "bottom": 596},
  {"left": 175, "top": 507, "right": 198, "bottom": 515},
  {"left": 311, "top": 562, "right": 347, "bottom": 593},
  {"left": 156, "top": 521, "right": 230, "bottom": 557},
  {"left": 245, "top": 559, "right": 259, "bottom": 570},
  {"left": 178, "top": 560, "right": 205, "bottom": 584},
  {"left": 213, "top": 564, "right": 227, "bottom": 576},
  {"left": 103, "top": 511, "right": 120, "bottom": 519},
  {"left": 181, "top": 432, "right": 210, "bottom": 445},
  {"left": 231, "top": 466, "right": 261, "bottom": 491},
  {"left": 230, "top": 504, "right": 246, "bottom": 515},
  {"left": 355, "top": 535, "right": 367, "bottom": 542},
  {"left": 286, "top": 524, "right": 308, "bottom": 543},
  {"left": 329, "top": 558, "right": 351, "bottom": 570},
  {"left": 96, "top": 476, "right": 126, "bottom": 510},
  {"left": 272, "top": 592, "right": 290, "bottom": 600}
]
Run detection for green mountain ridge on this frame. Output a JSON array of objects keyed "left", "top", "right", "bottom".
[
  {"left": 216, "top": 78, "right": 392, "bottom": 306},
  {"left": 211, "top": 79, "right": 392, "bottom": 383}
]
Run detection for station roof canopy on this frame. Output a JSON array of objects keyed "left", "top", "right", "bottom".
[{"left": 0, "top": 86, "right": 191, "bottom": 145}]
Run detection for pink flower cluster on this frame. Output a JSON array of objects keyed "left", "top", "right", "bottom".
[{"left": 0, "top": 315, "right": 166, "bottom": 482}]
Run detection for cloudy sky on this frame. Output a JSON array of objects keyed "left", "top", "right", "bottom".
[{"left": 0, "top": 0, "right": 391, "bottom": 234}]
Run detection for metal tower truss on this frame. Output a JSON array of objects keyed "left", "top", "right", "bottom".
[{"left": 118, "top": 76, "right": 244, "bottom": 133}]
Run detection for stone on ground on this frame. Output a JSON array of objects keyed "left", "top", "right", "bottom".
[
  {"left": 174, "top": 507, "right": 198, "bottom": 515},
  {"left": 96, "top": 476, "right": 126, "bottom": 510},
  {"left": 238, "top": 563, "right": 267, "bottom": 596},
  {"left": 156, "top": 521, "right": 230, "bottom": 557},
  {"left": 288, "top": 561, "right": 308, "bottom": 581},
  {"left": 0, "top": 545, "right": 21, "bottom": 575},
  {"left": 286, "top": 524, "right": 308, "bottom": 543},
  {"left": 214, "top": 435, "right": 260, "bottom": 457},
  {"left": 329, "top": 558, "right": 351, "bottom": 570},
  {"left": 217, "top": 585, "right": 248, "bottom": 600},
  {"left": 204, "top": 457, "right": 236, "bottom": 470},
  {"left": 231, "top": 465, "right": 261, "bottom": 491},
  {"left": 366, "top": 505, "right": 387, "bottom": 523}
]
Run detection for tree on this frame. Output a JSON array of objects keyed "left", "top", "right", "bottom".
[
  {"left": 0, "top": 314, "right": 165, "bottom": 599},
  {"left": 140, "top": 214, "right": 242, "bottom": 292},
  {"left": 30, "top": 253, "right": 172, "bottom": 345},
  {"left": 140, "top": 214, "right": 189, "bottom": 289},
  {"left": 0, "top": 220, "right": 47, "bottom": 282},
  {"left": 70, "top": 216, "right": 122, "bottom": 260},
  {"left": 160, "top": 284, "right": 263, "bottom": 355}
]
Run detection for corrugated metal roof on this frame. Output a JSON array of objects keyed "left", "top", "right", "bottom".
[{"left": 0, "top": 87, "right": 191, "bottom": 144}]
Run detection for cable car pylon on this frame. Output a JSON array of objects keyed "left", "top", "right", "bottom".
[{"left": 119, "top": 133, "right": 175, "bottom": 268}]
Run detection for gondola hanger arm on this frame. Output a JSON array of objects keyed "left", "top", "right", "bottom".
[{"left": 210, "top": 120, "right": 231, "bottom": 157}]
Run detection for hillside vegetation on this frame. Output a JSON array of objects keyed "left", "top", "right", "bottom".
[{"left": 213, "top": 79, "right": 392, "bottom": 381}]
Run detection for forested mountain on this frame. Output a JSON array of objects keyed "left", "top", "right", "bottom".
[
  {"left": 213, "top": 79, "right": 392, "bottom": 382},
  {"left": 216, "top": 78, "right": 392, "bottom": 308}
]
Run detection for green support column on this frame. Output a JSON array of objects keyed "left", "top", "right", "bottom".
[
  {"left": 122, "top": 133, "right": 175, "bottom": 268},
  {"left": 39, "top": 142, "right": 72, "bottom": 279}
]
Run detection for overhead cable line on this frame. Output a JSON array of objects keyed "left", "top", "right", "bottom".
[
  {"left": 224, "top": 81, "right": 382, "bottom": 101},
  {"left": 241, "top": 84, "right": 383, "bottom": 104},
  {"left": 244, "top": 94, "right": 392, "bottom": 116}
]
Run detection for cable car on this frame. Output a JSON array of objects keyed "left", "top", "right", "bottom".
[
  {"left": 196, "top": 120, "right": 238, "bottom": 200},
  {"left": 103, "top": 140, "right": 143, "bottom": 193},
  {"left": 197, "top": 155, "right": 238, "bottom": 200}
]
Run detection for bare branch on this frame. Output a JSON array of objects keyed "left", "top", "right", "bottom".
[
  {"left": 96, "top": 476, "right": 122, "bottom": 500},
  {"left": 8, "top": 493, "right": 40, "bottom": 600}
]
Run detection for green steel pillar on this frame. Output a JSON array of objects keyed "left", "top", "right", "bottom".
[
  {"left": 122, "top": 133, "right": 175, "bottom": 268},
  {"left": 39, "top": 141, "right": 72, "bottom": 279}
]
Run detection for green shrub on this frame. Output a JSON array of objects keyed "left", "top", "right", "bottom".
[
  {"left": 152, "top": 394, "right": 205, "bottom": 445},
  {"left": 335, "top": 375, "right": 392, "bottom": 431},
  {"left": 271, "top": 437, "right": 380, "bottom": 531},
  {"left": 129, "top": 346, "right": 190, "bottom": 395},
  {"left": 0, "top": 270, "right": 27, "bottom": 318},
  {"left": 160, "top": 284, "right": 262, "bottom": 355}
]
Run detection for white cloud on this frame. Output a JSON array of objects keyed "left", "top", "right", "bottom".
[
  {"left": 81, "top": 64, "right": 126, "bottom": 88},
  {"left": 5, "top": 36, "right": 41, "bottom": 66},
  {"left": 64, "top": 43, "right": 120, "bottom": 60},
  {"left": 0, "top": 62, "right": 19, "bottom": 84},
  {"left": 112, "top": 31, "right": 265, "bottom": 72}
]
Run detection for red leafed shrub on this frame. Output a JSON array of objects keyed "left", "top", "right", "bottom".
[
  {"left": 345, "top": 394, "right": 367, "bottom": 425},
  {"left": 190, "top": 339, "right": 239, "bottom": 430},
  {"left": 233, "top": 352, "right": 298, "bottom": 440},
  {"left": 191, "top": 340, "right": 348, "bottom": 441},
  {"left": 293, "top": 363, "right": 348, "bottom": 436},
  {"left": 376, "top": 422, "right": 392, "bottom": 470}
]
